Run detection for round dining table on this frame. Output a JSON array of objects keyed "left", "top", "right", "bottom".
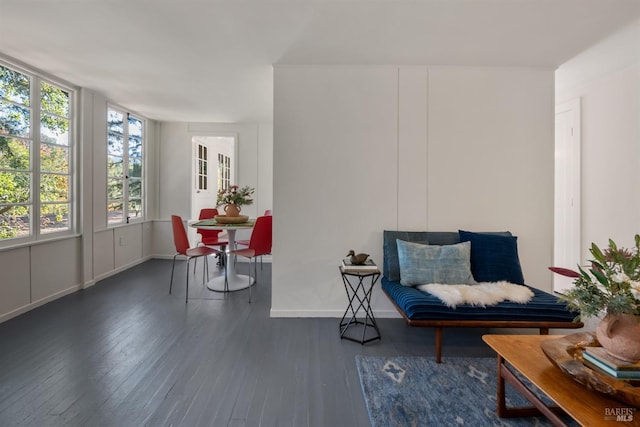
[{"left": 190, "top": 219, "right": 255, "bottom": 292}]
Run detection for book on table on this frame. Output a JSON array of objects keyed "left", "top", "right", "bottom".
[
  {"left": 341, "top": 258, "right": 378, "bottom": 272},
  {"left": 582, "top": 350, "right": 640, "bottom": 380},
  {"left": 583, "top": 347, "right": 640, "bottom": 371}
]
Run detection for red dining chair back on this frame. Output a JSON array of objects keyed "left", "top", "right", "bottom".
[
  {"left": 197, "top": 208, "right": 227, "bottom": 246},
  {"left": 246, "top": 215, "right": 272, "bottom": 257},
  {"left": 196, "top": 208, "right": 228, "bottom": 268},
  {"left": 170, "top": 215, "right": 220, "bottom": 303},
  {"left": 236, "top": 209, "right": 272, "bottom": 248},
  {"left": 229, "top": 215, "right": 272, "bottom": 303}
]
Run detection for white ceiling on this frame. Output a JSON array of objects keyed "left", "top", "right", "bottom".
[{"left": 1, "top": 0, "right": 640, "bottom": 123}]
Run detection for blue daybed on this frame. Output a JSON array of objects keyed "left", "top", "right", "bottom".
[{"left": 381, "top": 230, "right": 582, "bottom": 362}]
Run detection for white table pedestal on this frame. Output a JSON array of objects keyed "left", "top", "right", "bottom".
[{"left": 203, "top": 227, "right": 255, "bottom": 292}]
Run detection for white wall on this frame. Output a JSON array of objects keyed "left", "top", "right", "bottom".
[
  {"left": 272, "top": 65, "right": 555, "bottom": 318},
  {"left": 556, "top": 18, "right": 640, "bottom": 256},
  {"left": 154, "top": 121, "right": 273, "bottom": 256}
]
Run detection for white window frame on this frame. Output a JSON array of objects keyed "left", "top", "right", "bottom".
[
  {"left": 218, "top": 153, "right": 231, "bottom": 191},
  {"left": 196, "top": 143, "right": 209, "bottom": 191},
  {"left": 0, "top": 59, "right": 76, "bottom": 247},
  {"left": 106, "top": 105, "right": 145, "bottom": 226}
]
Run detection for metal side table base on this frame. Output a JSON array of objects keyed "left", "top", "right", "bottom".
[{"left": 339, "top": 267, "right": 381, "bottom": 345}]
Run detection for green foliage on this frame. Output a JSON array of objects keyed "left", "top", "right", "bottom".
[
  {"left": 1, "top": 64, "right": 70, "bottom": 239},
  {"left": 216, "top": 185, "right": 254, "bottom": 207},
  {"left": 558, "top": 236, "right": 640, "bottom": 319}
]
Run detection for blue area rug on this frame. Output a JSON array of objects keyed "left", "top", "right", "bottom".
[{"left": 356, "top": 356, "right": 577, "bottom": 427}]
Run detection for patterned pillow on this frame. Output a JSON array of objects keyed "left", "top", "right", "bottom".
[
  {"left": 458, "top": 230, "right": 525, "bottom": 284},
  {"left": 396, "top": 239, "right": 475, "bottom": 286}
]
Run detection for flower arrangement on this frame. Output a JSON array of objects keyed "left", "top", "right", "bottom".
[
  {"left": 216, "top": 185, "right": 254, "bottom": 207},
  {"left": 550, "top": 235, "right": 640, "bottom": 319}
]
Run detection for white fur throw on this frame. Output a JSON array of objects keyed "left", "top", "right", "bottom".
[{"left": 416, "top": 281, "right": 534, "bottom": 308}]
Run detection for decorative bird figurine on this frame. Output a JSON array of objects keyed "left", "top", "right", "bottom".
[{"left": 347, "top": 250, "right": 369, "bottom": 265}]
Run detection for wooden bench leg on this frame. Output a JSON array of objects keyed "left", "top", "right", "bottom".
[
  {"left": 435, "top": 327, "right": 442, "bottom": 363},
  {"left": 539, "top": 327, "right": 549, "bottom": 335}
]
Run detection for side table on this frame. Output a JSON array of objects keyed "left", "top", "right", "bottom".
[{"left": 339, "top": 266, "right": 381, "bottom": 344}]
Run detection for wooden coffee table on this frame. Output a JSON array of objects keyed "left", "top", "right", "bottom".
[{"left": 483, "top": 334, "right": 639, "bottom": 426}]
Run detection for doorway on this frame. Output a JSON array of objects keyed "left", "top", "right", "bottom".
[
  {"left": 554, "top": 99, "right": 581, "bottom": 293},
  {"left": 191, "top": 135, "right": 237, "bottom": 230}
]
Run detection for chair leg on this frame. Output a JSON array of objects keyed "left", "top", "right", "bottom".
[
  {"left": 170, "top": 254, "right": 179, "bottom": 294},
  {"left": 224, "top": 259, "right": 229, "bottom": 293},
  {"left": 248, "top": 257, "right": 252, "bottom": 303},
  {"left": 254, "top": 257, "right": 258, "bottom": 284},
  {"left": 203, "top": 255, "right": 209, "bottom": 284},
  {"left": 185, "top": 258, "right": 190, "bottom": 303}
]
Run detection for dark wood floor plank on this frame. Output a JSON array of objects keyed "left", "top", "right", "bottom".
[{"left": 0, "top": 258, "right": 499, "bottom": 427}]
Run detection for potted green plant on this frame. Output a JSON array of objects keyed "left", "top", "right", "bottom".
[{"left": 551, "top": 235, "right": 640, "bottom": 362}]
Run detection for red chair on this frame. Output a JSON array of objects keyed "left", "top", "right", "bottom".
[
  {"left": 170, "top": 215, "right": 221, "bottom": 303},
  {"left": 229, "top": 215, "right": 272, "bottom": 303},
  {"left": 236, "top": 209, "right": 272, "bottom": 250},
  {"left": 196, "top": 208, "right": 228, "bottom": 267}
]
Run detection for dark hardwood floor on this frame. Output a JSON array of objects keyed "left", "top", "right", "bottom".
[{"left": 0, "top": 258, "right": 497, "bottom": 427}]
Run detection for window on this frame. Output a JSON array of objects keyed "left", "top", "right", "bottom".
[
  {"left": 196, "top": 143, "right": 208, "bottom": 191},
  {"left": 0, "top": 62, "right": 74, "bottom": 243},
  {"left": 218, "top": 153, "right": 230, "bottom": 191},
  {"left": 107, "top": 107, "right": 144, "bottom": 225}
]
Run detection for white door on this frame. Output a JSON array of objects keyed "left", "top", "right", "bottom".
[
  {"left": 554, "top": 99, "right": 581, "bottom": 293},
  {"left": 191, "top": 135, "right": 236, "bottom": 238}
]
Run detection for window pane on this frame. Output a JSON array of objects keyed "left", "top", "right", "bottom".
[
  {"left": 0, "top": 65, "right": 30, "bottom": 106},
  {"left": 107, "top": 107, "right": 144, "bottom": 227},
  {"left": 40, "top": 113, "right": 69, "bottom": 146},
  {"left": 128, "top": 199, "right": 142, "bottom": 219},
  {"left": 108, "top": 133, "right": 124, "bottom": 156},
  {"left": 40, "top": 143, "right": 68, "bottom": 173},
  {"left": 40, "top": 82, "right": 69, "bottom": 117},
  {"left": 107, "top": 110, "right": 124, "bottom": 134},
  {"left": 128, "top": 116, "right": 142, "bottom": 138},
  {"left": 0, "top": 171, "right": 31, "bottom": 204},
  {"left": 40, "top": 174, "right": 69, "bottom": 202},
  {"left": 40, "top": 203, "right": 69, "bottom": 233},
  {"left": 0, "top": 205, "right": 30, "bottom": 239},
  {"left": 0, "top": 136, "right": 30, "bottom": 170},
  {"left": 128, "top": 136, "right": 142, "bottom": 158},
  {"left": 0, "top": 100, "right": 30, "bottom": 138},
  {"left": 1, "top": 63, "right": 75, "bottom": 243},
  {"left": 107, "top": 155, "right": 123, "bottom": 178},
  {"left": 128, "top": 178, "right": 142, "bottom": 198},
  {"left": 107, "top": 178, "right": 123, "bottom": 200},
  {"left": 107, "top": 202, "right": 123, "bottom": 225},
  {"left": 128, "top": 158, "right": 142, "bottom": 178}
]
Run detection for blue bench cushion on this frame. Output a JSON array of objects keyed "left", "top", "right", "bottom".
[{"left": 382, "top": 277, "right": 577, "bottom": 322}]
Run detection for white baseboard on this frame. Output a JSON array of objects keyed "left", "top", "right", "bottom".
[
  {"left": 93, "top": 256, "right": 153, "bottom": 282},
  {"left": 0, "top": 284, "right": 81, "bottom": 324}
]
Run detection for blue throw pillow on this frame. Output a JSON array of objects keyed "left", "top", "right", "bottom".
[
  {"left": 396, "top": 239, "right": 475, "bottom": 286},
  {"left": 458, "top": 230, "right": 525, "bottom": 284}
]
